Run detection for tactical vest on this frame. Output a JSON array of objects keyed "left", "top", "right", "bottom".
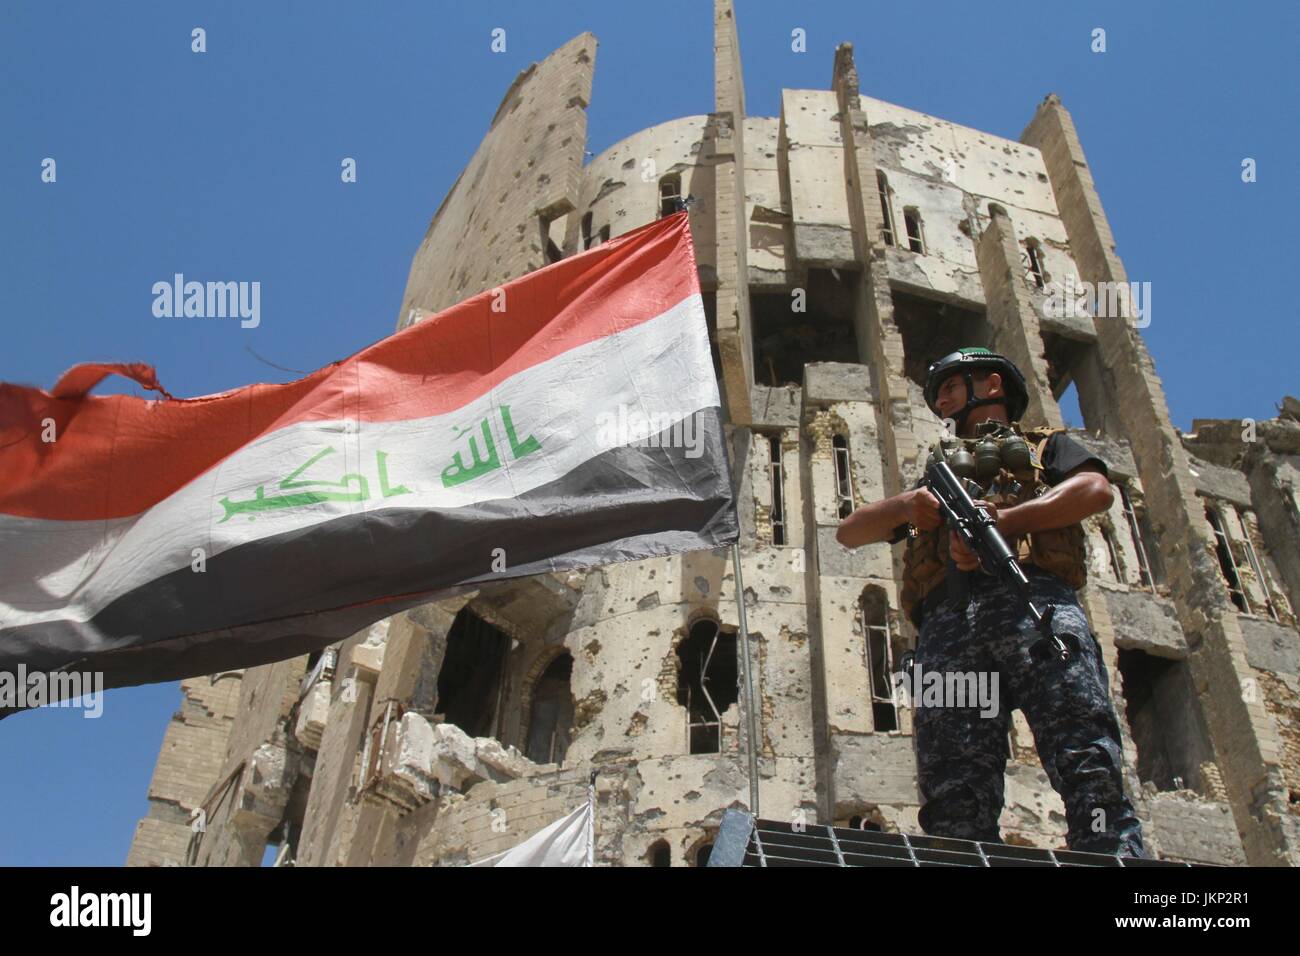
[{"left": 899, "top": 423, "right": 1088, "bottom": 626}]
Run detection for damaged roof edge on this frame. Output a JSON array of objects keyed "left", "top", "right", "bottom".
[{"left": 489, "top": 32, "right": 598, "bottom": 131}]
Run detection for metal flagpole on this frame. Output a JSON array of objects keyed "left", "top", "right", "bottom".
[{"left": 731, "top": 427, "right": 761, "bottom": 818}]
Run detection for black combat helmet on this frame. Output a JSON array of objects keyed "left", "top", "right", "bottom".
[{"left": 923, "top": 347, "right": 1029, "bottom": 428}]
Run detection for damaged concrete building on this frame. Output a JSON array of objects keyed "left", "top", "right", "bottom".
[{"left": 127, "top": 1, "right": 1300, "bottom": 867}]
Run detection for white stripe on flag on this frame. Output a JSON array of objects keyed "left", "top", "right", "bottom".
[{"left": 2, "top": 293, "right": 718, "bottom": 628}]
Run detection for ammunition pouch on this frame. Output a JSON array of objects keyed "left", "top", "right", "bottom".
[{"left": 900, "top": 425, "right": 1089, "bottom": 626}]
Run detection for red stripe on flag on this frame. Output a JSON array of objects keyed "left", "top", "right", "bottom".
[{"left": 0, "top": 214, "right": 700, "bottom": 521}]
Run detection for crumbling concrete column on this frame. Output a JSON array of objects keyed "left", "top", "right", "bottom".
[
  {"left": 126, "top": 674, "right": 243, "bottom": 867},
  {"left": 187, "top": 657, "right": 308, "bottom": 866},
  {"left": 820, "top": 43, "right": 941, "bottom": 828},
  {"left": 228, "top": 741, "right": 297, "bottom": 866},
  {"left": 711, "top": 0, "right": 753, "bottom": 424},
  {"left": 832, "top": 45, "right": 924, "bottom": 506},
  {"left": 974, "top": 206, "right": 1065, "bottom": 431},
  {"left": 295, "top": 638, "right": 375, "bottom": 867},
  {"left": 374, "top": 599, "right": 468, "bottom": 718},
  {"left": 394, "top": 33, "right": 596, "bottom": 326},
  {"left": 1023, "top": 94, "right": 1296, "bottom": 865}
]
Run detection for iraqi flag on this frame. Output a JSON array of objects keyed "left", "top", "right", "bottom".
[{"left": 0, "top": 213, "right": 737, "bottom": 715}]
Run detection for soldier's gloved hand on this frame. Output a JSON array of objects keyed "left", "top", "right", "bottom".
[
  {"left": 949, "top": 500, "right": 997, "bottom": 571},
  {"left": 905, "top": 488, "right": 943, "bottom": 531}
]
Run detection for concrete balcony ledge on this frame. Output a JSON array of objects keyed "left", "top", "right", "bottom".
[{"left": 364, "top": 714, "right": 543, "bottom": 814}]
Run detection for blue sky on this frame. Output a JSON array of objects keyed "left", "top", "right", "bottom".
[{"left": 1, "top": 1, "right": 1294, "bottom": 865}]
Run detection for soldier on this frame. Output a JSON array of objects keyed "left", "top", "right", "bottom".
[{"left": 836, "top": 348, "right": 1146, "bottom": 857}]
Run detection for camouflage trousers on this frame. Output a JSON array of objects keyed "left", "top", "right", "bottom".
[{"left": 911, "top": 568, "right": 1146, "bottom": 856}]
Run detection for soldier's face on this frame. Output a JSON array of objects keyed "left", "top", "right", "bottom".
[
  {"left": 935, "top": 374, "right": 967, "bottom": 418},
  {"left": 937, "top": 372, "right": 1003, "bottom": 420}
]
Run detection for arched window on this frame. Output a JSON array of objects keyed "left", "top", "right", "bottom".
[
  {"left": 832, "top": 434, "right": 854, "bottom": 519},
  {"left": 766, "top": 433, "right": 786, "bottom": 545},
  {"left": 876, "top": 171, "right": 896, "bottom": 246},
  {"left": 525, "top": 652, "right": 574, "bottom": 764},
  {"left": 659, "top": 174, "right": 683, "bottom": 218},
  {"left": 437, "top": 609, "right": 512, "bottom": 739},
  {"left": 1024, "top": 238, "right": 1046, "bottom": 289},
  {"left": 1205, "top": 505, "right": 1248, "bottom": 612},
  {"left": 677, "top": 617, "right": 738, "bottom": 754},
  {"left": 1118, "top": 484, "right": 1155, "bottom": 589},
  {"left": 648, "top": 840, "right": 671, "bottom": 867},
  {"left": 861, "top": 586, "right": 896, "bottom": 732},
  {"left": 1235, "top": 507, "right": 1280, "bottom": 621},
  {"left": 903, "top": 207, "right": 925, "bottom": 254}
]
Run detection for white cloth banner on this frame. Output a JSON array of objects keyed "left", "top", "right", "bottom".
[{"left": 465, "top": 800, "right": 592, "bottom": 867}]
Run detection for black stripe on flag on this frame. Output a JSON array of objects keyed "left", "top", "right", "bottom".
[{"left": 0, "top": 408, "right": 738, "bottom": 715}]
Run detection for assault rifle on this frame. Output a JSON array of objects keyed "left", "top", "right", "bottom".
[{"left": 924, "top": 459, "right": 1074, "bottom": 663}]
